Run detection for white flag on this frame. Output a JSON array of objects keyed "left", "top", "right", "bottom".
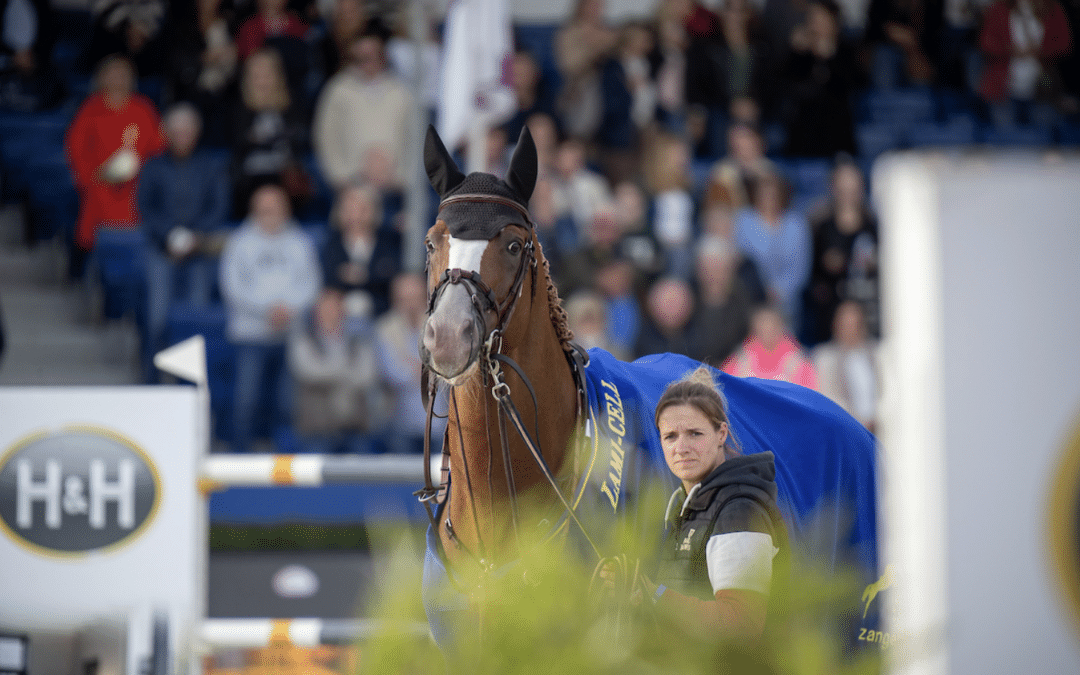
[{"left": 437, "top": 0, "right": 516, "bottom": 155}]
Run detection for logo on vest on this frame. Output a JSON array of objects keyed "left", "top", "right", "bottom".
[
  {"left": 0, "top": 428, "right": 160, "bottom": 555},
  {"left": 679, "top": 528, "right": 697, "bottom": 552}
]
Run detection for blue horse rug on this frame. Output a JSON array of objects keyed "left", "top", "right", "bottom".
[{"left": 423, "top": 348, "right": 879, "bottom": 649}]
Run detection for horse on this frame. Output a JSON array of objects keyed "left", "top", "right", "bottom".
[{"left": 416, "top": 124, "right": 880, "bottom": 654}]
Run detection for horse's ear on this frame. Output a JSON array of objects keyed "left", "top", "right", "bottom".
[
  {"left": 506, "top": 126, "right": 538, "bottom": 204},
  {"left": 424, "top": 125, "right": 465, "bottom": 199}
]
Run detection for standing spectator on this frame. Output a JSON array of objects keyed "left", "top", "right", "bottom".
[
  {"left": 376, "top": 272, "right": 438, "bottom": 454},
  {"left": 705, "top": 120, "right": 777, "bottom": 210},
  {"left": 812, "top": 300, "right": 882, "bottom": 432},
  {"left": 86, "top": 0, "right": 168, "bottom": 76},
  {"left": 229, "top": 47, "right": 309, "bottom": 219},
  {"left": 313, "top": 26, "right": 414, "bottom": 193},
  {"left": 635, "top": 276, "right": 697, "bottom": 357},
  {"left": 235, "top": 0, "right": 307, "bottom": 61},
  {"left": 65, "top": 54, "right": 165, "bottom": 279},
  {"left": 164, "top": 0, "right": 238, "bottom": 146},
  {"left": 549, "top": 136, "right": 613, "bottom": 242},
  {"left": 139, "top": 103, "right": 230, "bottom": 380},
  {"left": 781, "top": 0, "right": 859, "bottom": 158},
  {"left": 723, "top": 304, "right": 818, "bottom": 389},
  {"left": 805, "top": 160, "right": 879, "bottom": 346},
  {"left": 643, "top": 132, "right": 696, "bottom": 279},
  {"left": 564, "top": 290, "right": 627, "bottom": 359},
  {"left": 500, "top": 48, "right": 558, "bottom": 145},
  {"left": 318, "top": 0, "right": 367, "bottom": 77},
  {"left": 595, "top": 21, "right": 657, "bottom": 183},
  {"left": 977, "top": 0, "right": 1072, "bottom": 128},
  {"left": 320, "top": 183, "right": 401, "bottom": 317},
  {"left": 554, "top": 0, "right": 618, "bottom": 139},
  {"left": 689, "top": 235, "right": 754, "bottom": 366},
  {"left": 865, "top": 0, "right": 944, "bottom": 88},
  {"left": 734, "top": 171, "right": 811, "bottom": 328},
  {"left": 220, "top": 184, "right": 321, "bottom": 453},
  {"left": 289, "top": 288, "right": 384, "bottom": 453}
]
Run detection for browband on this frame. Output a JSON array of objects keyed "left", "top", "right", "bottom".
[{"left": 438, "top": 193, "right": 534, "bottom": 227}]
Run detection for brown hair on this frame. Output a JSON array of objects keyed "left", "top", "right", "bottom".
[{"left": 655, "top": 366, "right": 742, "bottom": 459}]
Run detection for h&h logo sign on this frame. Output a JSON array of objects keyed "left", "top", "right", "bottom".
[{"left": 0, "top": 428, "right": 160, "bottom": 554}]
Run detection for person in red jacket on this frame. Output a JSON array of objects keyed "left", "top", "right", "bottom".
[
  {"left": 235, "top": 0, "right": 308, "bottom": 61},
  {"left": 64, "top": 54, "right": 164, "bottom": 278},
  {"left": 978, "top": 0, "right": 1073, "bottom": 127}
]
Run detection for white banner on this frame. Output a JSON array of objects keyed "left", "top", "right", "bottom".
[{"left": 0, "top": 387, "right": 204, "bottom": 674}]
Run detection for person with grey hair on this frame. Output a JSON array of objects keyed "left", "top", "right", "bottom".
[
  {"left": 138, "top": 101, "right": 229, "bottom": 381},
  {"left": 689, "top": 235, "right": 754, "bottom": 366}
]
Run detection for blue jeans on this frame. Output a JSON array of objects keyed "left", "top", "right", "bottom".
[
  {"left": 144, "top": 250, "right": 217, "bottom": 379},
  {"left": 230, "top": 342, "right": 292, "bottom": 453}
]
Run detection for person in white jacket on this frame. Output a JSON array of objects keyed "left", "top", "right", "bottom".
[{"left": 220, "top": 184, "right": 322, "bottom": 452}]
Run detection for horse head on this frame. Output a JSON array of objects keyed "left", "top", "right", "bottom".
[{"left": 420, "top": 125, "right": 540, "bottom": 383}]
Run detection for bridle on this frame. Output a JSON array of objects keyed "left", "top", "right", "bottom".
[{"left": 415, "top": 192, "right": 599, "bottom": 568}]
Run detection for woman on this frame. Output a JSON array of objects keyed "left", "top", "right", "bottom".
[
  {"left": 320, "top": 183, "right": 402, "bottom": 317},
  {"left": 64, "top": 54, "right": 165, "bottom": 278},
  {"left": 229, "top": 47, "right": 309, "bottom": 219},
  {"left": 645, "top": 366, "right": 787, "bottom": 640},
  {"left": 733, "top": 171, "right": 811, "bottom": 328}
]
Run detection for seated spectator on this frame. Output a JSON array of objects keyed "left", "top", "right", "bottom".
[
  {"left": 564, "top": 290, "right": 627, "bottom": 359},
  {"left": 314, "top": 26, "right": 414, "bottom": 193},
  {"left": 220, "top": 184, "right": 321, "bottom": 453},
  {"left": 864, "top": 0, "right": 943, "bottom": 89},
  {"left": 164, "top": 0, "right": 237, "bottom": 146},
  {"left": 86, "top": 0, "right": 167, "bottom": 76},
  {"left": 805, "top": 159, "right": 880, "bottom": 346},
  {"left": 689, "top": 235, "right": 754, "bottom": 366},
  {"left": 977, "top": 0, "right": 1072, "bottom": 129},
  {"left": 289, "top": 288, "right": 385, "bottom": 453},
  {"left": 64, "top": 54, "right": 165, "bottom": 279},
  {"left": 376, "top": 272, "right": 441, "bottom": 454},
  {"left": 228, "top": 47, "right": 310, "bottom": 219},
  {"left": 700, "top": 204, "right": 768, "bottom": 303},
  {"left": 733, "top": 171, "right": 811, "bottom": 329},
  {"left": 635, "top": 276, "right": 697, "bottom": 358},
  {"left": 235, "top": 0, "right": 308, "bottom": 61},
  {"left": 0, "top": 0, "right": 64, "bottom": 112},
  {"left": 812, "top": 300, "right": 882, "bottom": 432},
  {"left": 781, "top": 0, "right": 859, "bottom": 158},
  {"left": 139, "top": 103, "right": 230, "bottom": 380},
  {"left": 705, "top": 120, "right": 777, "bottom": 210},
  {"left": 597, "top": 256, "right": 644, "bottom": 357},
  {"left": 554, "top": 0, "right": 617, "bottom": 139},
  {"left": 722, "top": 304, "right": 817, "bottom": 388},
  {"left": 320, "top": 183, "right": 401, "bottom": 317},
  {"left": 643, "top": 131, "right": 696, "bottom": 278},
  {"left": 549, "top": 136, "right": 613, "bottom": 242}
]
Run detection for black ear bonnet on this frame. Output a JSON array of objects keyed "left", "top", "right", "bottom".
[{"left": 424, "top": 125, "right": 538, "bottom": 241}]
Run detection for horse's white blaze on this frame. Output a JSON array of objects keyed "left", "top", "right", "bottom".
[{"left": 446, "top": 237, "right": 488, "bottom": 275}]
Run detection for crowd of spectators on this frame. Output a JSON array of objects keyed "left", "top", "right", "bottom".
[{"left": 5, "top": 0, "right": 1078, "bottom": 449}]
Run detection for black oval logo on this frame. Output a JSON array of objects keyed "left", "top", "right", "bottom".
[{"left": 0, "top": 428, "right": 160, "bottom": 554}]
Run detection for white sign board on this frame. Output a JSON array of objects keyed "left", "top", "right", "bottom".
[
  {"left": 0, "top": 387, "right": 204, "bottom": 674},
  {"left": 876, "top": 153, "right": 1080, "bottom": 675}
]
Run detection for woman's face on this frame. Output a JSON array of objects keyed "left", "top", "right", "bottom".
[
  {"left": 245, "top": 54, "right": 278, "bottom": 94},
  {"left": 339, "top": 188, "right": 376, "bottom": 234},
  {"left": 101, "top": 61, "right": 135, "bottom": 98},
  {"left": 659, "top": 403, "right": 729, "bottom": 489}
]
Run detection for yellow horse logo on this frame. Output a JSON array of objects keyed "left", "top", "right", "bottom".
[{"left": 861, "top": 565, "right": 895, "bottom": 619}]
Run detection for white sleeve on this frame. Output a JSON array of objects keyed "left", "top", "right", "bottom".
[{"left": 705, "top": 531, "right": 778, "bottom": 596}]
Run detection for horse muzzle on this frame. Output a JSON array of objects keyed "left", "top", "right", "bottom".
[{"left": 421, "top": 284, "right": 485, "bottom": 382}]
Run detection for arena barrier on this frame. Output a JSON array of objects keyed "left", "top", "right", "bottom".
[
  {"left": 199, "top": 618, "right": 429, "bottom": 648},
  {"left": 200, "top": 453, "right": 429, "bottom": 489}
]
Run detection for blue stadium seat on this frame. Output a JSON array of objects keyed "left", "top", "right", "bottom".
[
  {"left": 90, "top": 227, "right": 150, "bottom": 321},
  {"left": 856, "top": 122, "right": 904, "bottom": 161},
  {"left": 981, "top": 124, "right": 1052, "bottom": 147},
  {"left": 1057, "top": 123, "right": 1080, "bottom": 147},
  {"left": 907, "top": 119, "right": 977, "bottom": 148},
  {"left": 24, "top": 153, "right": 78, "bottom": 240},
  {"left": 857, "top": 88, "right": 936, "bottom": 127},
  {"left": 300, "top": 221, "right": 330, "bottom": 251}
]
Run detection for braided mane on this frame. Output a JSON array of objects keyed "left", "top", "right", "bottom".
[{"left": 536, "top": 236, "right": 575, "bottom": 352}]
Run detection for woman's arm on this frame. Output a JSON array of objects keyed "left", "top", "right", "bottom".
[{"left": 652, "top": 582, "right": 769, "bottom": 639}]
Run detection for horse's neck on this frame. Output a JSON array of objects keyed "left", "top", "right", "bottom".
[{"left": 441, "top": 307, "right": 578, "bottom": 568}]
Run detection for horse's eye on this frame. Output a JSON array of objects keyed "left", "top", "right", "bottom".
[
  {"left": 507, "top": 241, "right": 523, "bottom": 256},
  {"left": 425, "top": 239, "right": 435, "bottom": 255}
]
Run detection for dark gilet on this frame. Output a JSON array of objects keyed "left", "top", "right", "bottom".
[{"left": 657, "top": 451, "right": 788, "bottom": 601}]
